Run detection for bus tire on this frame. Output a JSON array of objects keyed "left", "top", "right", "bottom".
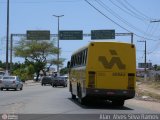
[
  {"left": 78, "top": 97, "right": 86, "bottom": 105},
  {"left": 112, "top": 100, "right": 125, "bottom": 107},
  {"left": 77, "top": 84, "right": 87, "bottom": 105},
  {"left": 71, "top": 93, "right": 76, "bottom": 99},
  {"left": 69, "top": 82, "right": 72, "bottom": 92}
]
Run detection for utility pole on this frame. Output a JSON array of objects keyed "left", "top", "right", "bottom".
[
  {"left": 138, "top": 40, "right": 147, "bottom": 80},
  {"left": 144, "top": 40, "right": 146, "bottom": 72},
  {"left": 6, "top": 0, "right": 10, "bottom": 75},
  {"left": 53, "top": 15, "right": 64, "bottom": 76}
]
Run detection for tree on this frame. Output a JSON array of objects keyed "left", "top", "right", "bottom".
[
  {"left": 153, "top": 64, "right": 160, "bottom": 71},
  {"left": 60, "top": 67, "right": 68, "bottom": 75},
  {"left": 0, "top": 60, "right": 6, "bottom": 69},
  {"left": 27, "top": 64, "right": 35, "bottom": 79},
  {"left": 13, "top": 64, "right": 27, "bottom": 82},
  {"left": 14, "top": 39, "right": 63, "bottom": 81}
]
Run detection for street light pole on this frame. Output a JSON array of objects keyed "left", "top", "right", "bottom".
[
  {"left": 10, "top": 34, "right": 13, "bottom": 73},
  {"left": 6, "top": 0, "right": 10, "bottom": 74},
  {"left": 53, "top": 15, "right": 64, "bottom": 76}
]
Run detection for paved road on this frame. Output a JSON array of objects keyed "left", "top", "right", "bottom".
[{"left": 0, "top": 84, "right": 159, "bottom": 120}]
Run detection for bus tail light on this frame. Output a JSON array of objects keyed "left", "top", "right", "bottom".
[
  {"left": 88, "top": 71, "right": 96, "bottom": 88},
  {"left": 128, "top": 73, "right": 135, "bottom": 89}
]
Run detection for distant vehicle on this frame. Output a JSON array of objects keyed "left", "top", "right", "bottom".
[
  {"left": 0, "top": 76, "right": 3, "bottom": 80},
  {"left": 52, "top": 76, "right": 67, "bottom": 87},
  {"left": 34, "top": 76, "right": 41, "bottom": 81},
  {"left": 0, "top": 76, "right": 23, "bottom": 91},
  {"left": 41, "top": 76, "right": 52, "bottom": 86},
  {"left": 0, "top": 71, "right": 5, "bottom": 76},
  {"left": 67, "top": 42, "right": 136, "bottom": 106}
]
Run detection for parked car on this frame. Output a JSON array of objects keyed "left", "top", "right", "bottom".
[
  {"left": 52, "top": 76, "right": 67, "bottom": 87},
  {"left": 41, "top": 76, "right": 52, "bottom": 86},
  {"left": 0, "top": 76, "right": 23, "bottom": 91},
  {"left": 0, "top": 71, "right": 5, "bottom": 76}
]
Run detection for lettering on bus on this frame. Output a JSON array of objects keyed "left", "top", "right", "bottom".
[
  {"left": 98, "top": 50, "right": 126, "bottom": 70},
  {"left": 112, "top": 72, "right": 126, "bottom": 76}
]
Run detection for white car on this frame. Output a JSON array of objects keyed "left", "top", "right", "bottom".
[
  {"left": 0, "top": 76, "right": 3, "bottom": 81},
  {"left": 34, "top": 76, "right": 41, "bottom": 81},
  {"left": 0, "top": 76, "right": 23, "bottom": 91}
]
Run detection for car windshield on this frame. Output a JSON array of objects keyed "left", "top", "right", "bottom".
[{"left": 3, "top": 76, "right": 16, "bottom": 80}]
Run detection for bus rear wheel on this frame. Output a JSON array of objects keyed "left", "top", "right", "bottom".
[
  {"left": 78, "top": 97, "right": 87, "bottom": 105},
  {"left": 112, "top": 100, "right": 125, "bottom": 107},
  {"left": 71, "top": 93, "right": 76, "bottom": 99},
  {"left": 77, "top": 84, "right": 87, "bottom": 105}
]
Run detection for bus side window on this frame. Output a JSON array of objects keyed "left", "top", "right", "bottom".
[
  {"left": 73, "top": 55, "right": 76, "bottom": 67},
  {"left": 81, "top": 51, "right": 84, "bottom": 65},
  {"left": 67, "top": 61, "right": 71, "bottom": 68},
  {"left": 72, "top": 56, "right": 74, "bottom": 67},
  {"left": 71, "top": 57, "right": 73, "bottom": 67},
  {"left": 75, "top": 55, "right": 78, "bottom": 66},
  {"left": 80, "top": 52, "right": 82, "bottom": 65},
  {"left": 84, "top": 49, "right": 88, "bottom": 65},
  {"left": 83, "top": 51, "right": 85, "bottom": 65},
  {"left": 78, "top": 53, "right": 80, "bottom": 65}
]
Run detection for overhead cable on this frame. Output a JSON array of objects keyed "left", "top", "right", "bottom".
[{"left": 84, "top": 0, "right": 159, "bottom": 41}]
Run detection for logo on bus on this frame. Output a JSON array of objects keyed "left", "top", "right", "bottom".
[{"left": 99, "top": 50, "right": 126, "bottom": 70}]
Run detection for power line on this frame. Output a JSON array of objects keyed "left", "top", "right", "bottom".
[
  {"left": 147, "top": 41, "right": 160, "bottom": 54},
  {"left": 108, "top": 0, "right": 160, "bottom": 39},
  {"left": 95, "top": 0, "right": 158, "bottom": 39},
  {"left": 85, "top": 0, "right": 131, "bottom": 32},
  {"left": 117, "top": 0, "right": 150, "bottom": 21},
  {"left": 147, "top": 23, "right": 160, "bottom": 38},
  {"left": 109, "top": 0, "right": 149, "bottom": 22},
  {"left": 84, "top": 0, "right": 159, "bottom": 41},
  {"left": 123, "top": 0, "right": 152, "bottom": 20}
]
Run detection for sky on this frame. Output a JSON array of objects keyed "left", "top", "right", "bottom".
[{"left": 0, "top": 0, "right": 160, "bottom": 68}]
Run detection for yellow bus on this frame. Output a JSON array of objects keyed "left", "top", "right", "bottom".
[{"left": 67, "top": 41, "right": 136, "bottom": 106}]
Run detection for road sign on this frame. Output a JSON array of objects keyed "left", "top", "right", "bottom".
[
  {"left": 138, "top": 63, "right": 152, "bottom": 68},
  {"left": 91, "top": 30, "right": 115, "bottom": 40},
  {"left": 27, "top": 30, "right": 50, "bottom": 40},
  {"left": 59, "top": 30, "right": 83, "bottom": 40}
]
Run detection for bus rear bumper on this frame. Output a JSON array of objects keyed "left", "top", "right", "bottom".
[{"left": 86, "top": 88, "right": 135, "bottom": 100}]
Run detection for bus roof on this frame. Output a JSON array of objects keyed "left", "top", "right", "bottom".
[{"left": 71, "top": 41, "right": 132, "bottom": 55}]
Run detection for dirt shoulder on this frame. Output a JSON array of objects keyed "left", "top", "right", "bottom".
[{"left": 136, "top": 78, "right": 160, "bottom": 103}]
